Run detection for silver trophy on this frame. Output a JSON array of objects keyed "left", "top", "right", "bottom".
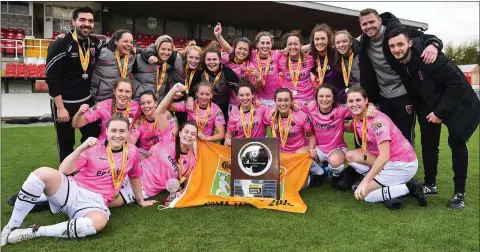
[{"left": 165, "top": 178, "right": 180, "bottom": 206}]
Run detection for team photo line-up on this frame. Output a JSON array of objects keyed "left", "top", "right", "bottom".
[{"left": 2, "top": 6, "right": 480, "bottom": 246}]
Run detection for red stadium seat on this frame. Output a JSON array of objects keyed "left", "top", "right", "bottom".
[
  {"left": 5, "top": 42, "right": 15, "bottom": 54},
  {"left": 16, "top": 33, "right": 25, "bottom": 40},
  {"left": 16, "top": 29, "right": 24, "bottom": 34},
  {"left": 5, "top": 73, "right": 15, "bottom": 77}
]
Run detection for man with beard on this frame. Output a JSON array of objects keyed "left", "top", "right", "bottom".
[
  {"left": 46, "top": 6, "right": 103, "bottom": 162},
  {"left": 387, "top": 26, "right": 480, "bottom": 210},
  {"left": 357, "top": 8, "right": 446, "bottom": 200}
]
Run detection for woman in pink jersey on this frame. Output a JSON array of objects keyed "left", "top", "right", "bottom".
[
  {"left": 214, "top": 23, "right": 252, "bottom": 112},
  {"left": 344, "top": 87, "right": 427, "bottom": 208},
  {"left": 224, "top": 78, "right": 269, "bottom": 146},
  {"left": 304, "top": 84, "right": 376, "bottom": 186},
  {"left": 277, "top": 30, "right": 316, "bottom": 106},
  {"left": 72, "top": 78, "right": 141, "bottom": 140},
  {"left": 1, "top": 115, "right": 155, "bottom": 246},
  {"left": 263, "top": 88, "right": 324, "bottom": 187},
  {"left": 111, "top": 118, "right": 198, "bottom": 207},
  {"left": 129, "top": 90, "right": 178, "bottom": 159},
  {"left": 163, "top": 82, "right": 225, "bottom": 142}
]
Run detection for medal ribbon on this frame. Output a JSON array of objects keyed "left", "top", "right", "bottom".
[
  {"left": 257, "top": 53, "right": 271, "bottom": 86},
  {"left": 156, "top": 63, "right": 167, "bottom": 96},
  {"left": 178, "top": 150, "right": 193, "bottom": 184},
  {"left": 204, "top": 71, "right": 222, "bottom": 85},
  {"left": 195, "top": 102, "right": 211, "bottom": 133},
  {"left": 115, "top": 51, "right": 129, "bottom": 78},
  {"left": 341, "top": 53, "right": 354, "bottom": 87},
  {"left": 316, "top": 53, "right": 329, "bottom": 85},
  {"left": 106, "top": 143, "right": 128, "bottom": 190},
  {"left": 240, "top": 104, "right": 255, "bottom": 138},
  {"left": 114, "top": 100, "right": 131, "bottom": 118},
  {"left": 71, "top": 31, "right": 90, "bottom": 73},
  {"left": 184, "top": 66, "right": 196, "bottom": 95},
  {"left": 353, "top": 112, "right": 368, "bottom": 151},
  {"left": 288, "top": 56, "right": 302, "bottom": 90},
  {"left": 271, "top": 109, "right": 292, "bottom": 147}
]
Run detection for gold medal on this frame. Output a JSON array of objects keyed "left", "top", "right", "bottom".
[
  {"left": 196, "top": 102, "right": 211, "bottom": 134},
  {"left": 178, "top": 150, "right": 193, "bottom": 184},
  {"left": 106, "top": 143, "right": 128, "bottom": 190},
  {"left": 271, "top": 109, "right": 292, "bottom": 147},
  {"left": 72, "top": 31, "right": 90, "bottom": 80},
  {"left": 256, "top": 53, "right": 271, "bottom": 86},
  {"left": 292, "top": 90, "right": 297, "bottom": 96},
  {"left": 353, "top": 110, "right": 368, "bottom": 151},
  {"left": 240, "top": 104, "right": 255, "bottom": 138},
  {"left": 341, "top": 53, "right": 354, "bottom": 87},
  {"left": 288, "top": 56, "right": 302, "bottom": 90},
  {"left": 115, "top": 50, "right": 129, "bottom": 78},
  {"left": 316, "top": 53, "right": 329, "bottom": 86},
  {"left": 185, "top": 66, "right": 196, "bottom": 96},
  {"left": 156, "top": 63, "right": 167, "bottom": 98}
]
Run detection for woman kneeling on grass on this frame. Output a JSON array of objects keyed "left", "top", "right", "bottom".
[
  {"left": 264, "top": 88, "right": 323, "bottom": 187},
  {"left": 72, "top": 78, "right": 141, "bottom": 140},
  {"left": 1, "top": 115, "right": 155, "bottom": 246},
  {"left": 224, "top": 78, "right": 270, "bottom": 146},
  {"left": 344, "top": 87, "right": 427, "bottom": 208}
]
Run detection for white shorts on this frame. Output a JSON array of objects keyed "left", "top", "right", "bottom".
[
  {"left": 373, "top": 159, "right": 418, "bottom": 186},
  {"left": 118, "top": 177, "right": 149, "bottom": 204},
  {"left": 48, "top": 175, "right": 110, "bottom": 220},
  {"left": 315, "top": 146, "right": 348, "bottom": 162}
]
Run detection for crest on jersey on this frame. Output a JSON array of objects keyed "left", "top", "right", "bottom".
[
  {"left": 405, "top": 105, "right": 413, "bottom": 115},
  {"left": 417, "top": 71, "right": 424, "bottom": 81},
  {"left": 90, "top": 48, "right": 96, "bottom": 57},
  {"left": 372, "top": 121, "right": 383, "bottom": 131}
]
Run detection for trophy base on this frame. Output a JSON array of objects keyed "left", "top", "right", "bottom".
[{"left": 233, "top": 179, "right": 277, "bottom": 199}]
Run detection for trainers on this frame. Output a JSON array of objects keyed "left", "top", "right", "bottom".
[
  {"left": 7, "top": 226, "right": 40, "bottom": 245},
  {"left": 406, "top": 179, "right": 427, "bottom": 207},
  {"left": 448, "top": 193, "right": 465, "bottom": 210},
  {"left": 1, "top": 226, "right": 15, "bottom": 246},
  {"left": 422, "top": 183, "right": 438, "bottom": 196}
]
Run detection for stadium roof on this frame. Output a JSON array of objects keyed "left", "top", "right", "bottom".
[
  {"left": 277, "top": 2, "right": 429, "bottom": 30},
  {"left": 99, "top": 1, "right": 428, "bottom": 36}
]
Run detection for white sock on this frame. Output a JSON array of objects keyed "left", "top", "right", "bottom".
[
  {"left": 348, "top": 162, "right": 370, "bottom": 175},
  {"left": 38, "top": 193, "right": 48, "bottom": 202},
  {"left": 7, "top": 173, "right": 45, "bottom": 228},
  {"left": 310, "top": 161, "right": 324, "bottom": 175},
  {"left": 37, "top": 217, "right": 96, "bottom": 238},
  {"left": 330, "top": 164, "right": 345, "bottom": 178},
  {"left": 365, "top": 184, "right": 409, "bottom": 202}
]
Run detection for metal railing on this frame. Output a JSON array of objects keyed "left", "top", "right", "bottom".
[{"left": 1, "top": 39, "right": 24, "bottom": 60}]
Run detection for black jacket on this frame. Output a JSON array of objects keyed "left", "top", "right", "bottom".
[
  {"left": 359, "top": 12, "right": 444, "bottom": 103},
  {"left": 400, "top": 38, "right": 480, "bottom": 141},
  {"left": 46, "top": 32, "right": 103, "bottom": 101}
]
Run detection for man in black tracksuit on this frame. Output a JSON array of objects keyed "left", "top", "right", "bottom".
[
  {"left": 387, "top": 26, "right": 480, "bottom": 210},
  {"left": 46, "top": 6, "right": 103, "bottom": 162}
]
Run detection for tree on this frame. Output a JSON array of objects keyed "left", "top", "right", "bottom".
[{"left": 444, "top": 39, "right": 479, "bottom": 65}]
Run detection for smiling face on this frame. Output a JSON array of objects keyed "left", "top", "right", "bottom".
[
  {"left": 287, "top": 36, "right": 301, "bottom": 57},
  {"left": 359, "top": 13, "right": 382, "bottom": 39},
  {"left": 346, "top": 91, "right": 369, "bottom": 116},
  {"left": 139, "top": 94, "right": 156, "bottom": 118},
  {"left": 335, "top": 33, "right": 352, "bottom": 56},
  {"left": 186, "top": 49, "right": 201, "bottom": 69},
  {"left": 316, "top": 87, "right": 335, "bottom": 111},
  {"left": 204, "top": 52, "right": 220, "bottom": 72},
  {"left": 257, "top": 35, "right": 273, "bottom": 56},
  {"left": 275, "top": 91, "right": 292, "bottom": 114},
  {"left": 157, "top": 42, "right": 173, "bottom": 62},
  {"left": 115, "top": 32, "right": 134, "bottom": 56},
  {"left": 388, "top": 34, "right": 412, "bottom": 62},
  {"left": 237, "top": 86, "right": 253, "bottom": 108},
  {"left": 234, "top": 41, "right": 249, "bottom": 61},
  {"left": 314, "top": 31, "right": 329, "bottom": 53},
  {"left": 106, "top": 120, "right": 129, "bottom": 149},
  {"left": 196, "top": 85, "right": 213, "bottom": 107},
  {"left": 179, "top": 124, "right": 197, "bottom": 146},
  {"left": 114, "top": 81, "right": 133, "bottom": 107},
  {"left": 72, "top": 12, "right": 94, "bottom": 37}
]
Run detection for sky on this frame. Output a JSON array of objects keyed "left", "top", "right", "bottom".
[{"left": 319, "top": 1, "right": 479, "bottom": 46}]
